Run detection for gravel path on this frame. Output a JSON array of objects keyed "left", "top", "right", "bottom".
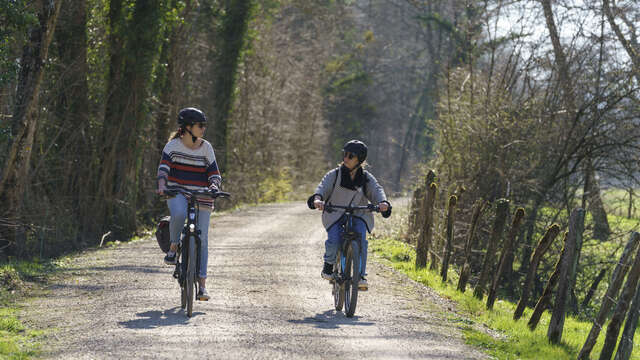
[{"left": 22, "top": 202, "right": 487, "bottom": 359}]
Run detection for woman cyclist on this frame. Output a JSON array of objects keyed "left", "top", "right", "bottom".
[
  {"left": 307, "top": 140, "right": 391, "bottom": 290},
  {"left": 156, "top": 107, "right": 222, "bottom": 301}
]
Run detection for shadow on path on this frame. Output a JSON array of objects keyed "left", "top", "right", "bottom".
[
  {"left": 118, "top": 307, "right": 204, "bottom": 329},
  {"left": 287, "top": 310, "right": 375, "bottom": 329}
]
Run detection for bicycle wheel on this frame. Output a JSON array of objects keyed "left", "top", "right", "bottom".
[
  {"left": 186, "top": 235, "right": 196, "bottom": 317},
  {"left": 344, "top": 240, "right": 360, "bottom": 317},
  {"left": 181, "top": 283, "right": 187, "bottom": 309},
  {"left": 333, "top": 251, "right": 344, "bottom": 312}
]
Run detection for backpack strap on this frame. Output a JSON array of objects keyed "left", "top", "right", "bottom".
[{"left": 324, "top": 167, "right": 340, "bottom": 204}]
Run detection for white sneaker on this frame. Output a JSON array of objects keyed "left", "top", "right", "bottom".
[
  {"left": 197, "top": 287, "right": 210, "bottom": 301},
  {"left": 358, "top": 277, "right": 368, "bottom": 291}
]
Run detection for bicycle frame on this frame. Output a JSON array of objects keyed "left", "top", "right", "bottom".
[
  {"left": 333, "top": 211, "right": 363, "bottom": 284},
  {"left": 325, "top": 203, "right": 379, "bottom": 317},
  {"left": 163, "top": 189, "right": 230, "bottom": 317}
]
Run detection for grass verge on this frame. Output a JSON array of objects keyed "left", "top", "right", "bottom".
[
  {"left": 369, "top": 236, "right": 640, "bottom": 360},
  {"left": 0, "top": 259, "right": 71, "bottom": 359}
]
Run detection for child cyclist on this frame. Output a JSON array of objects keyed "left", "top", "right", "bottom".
[
  {"left": 307, "top": 140, "right": 391, "bottom": 290},
  {"left": 156, "top": 107, "right": 222, "bottom": 301}
]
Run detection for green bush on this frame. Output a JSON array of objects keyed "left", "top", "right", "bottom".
[{"left": 257, "top": 168, "right": 293, "bottom": 203}]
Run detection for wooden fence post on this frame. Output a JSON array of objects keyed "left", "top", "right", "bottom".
[
  {"left": 457, "top": 199, "right": 486, "bottom": 293},
  {"left": 581, "top": 268, "right": 606, "bottom": 309},
  {"left": 599, "top": 236, "right": 640, "bottom": 360},
  {"left": 487, "top": 207, "right": 525, "bottom": 310},
  {"left": 513, "top": 224, "right": 561, "bottom": 320},
  {"left": 548, "top": 208, "right": 584, "bottom": 344},
  {"left": 474, "top": 199, "right": 509, "bottom": 299},
  {"left": 440, "top": 195, "right": 458, "bottom": 282},
  {"left": 578, "top": 232, "right": 640, "bottom": 360},
  {"left": 406, "top": 186, "right": 423, "bottom": 244},
  {"left": 615, "top": 281, "right": 640, "bottom": 360},
  {"left": 528, "top": 231, "right": 568, "bottom": 331},
  {"left": 416, "top": 181, "right": 437, "bottom": 269}
]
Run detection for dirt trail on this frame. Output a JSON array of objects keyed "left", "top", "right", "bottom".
[{"left": 22, "top": 202, "right": 486, "bottom": 359}]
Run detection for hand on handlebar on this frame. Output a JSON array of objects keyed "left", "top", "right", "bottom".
[
  {"left": 378, "top": 202, "right": 389, "bottom": 212},
  {"left": 157, "top": 178, "right": 167, "bottom": 195},
  {"left": 314, "top": 199, "right": 324, "bottom": 211}
]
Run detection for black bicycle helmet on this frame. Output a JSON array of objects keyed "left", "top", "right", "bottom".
[
  {"left": 177, "top": 107, "right": 207, "bottom": 127},
  {"left": 343, "top": 139, "right": 368, "bottom": 162}
]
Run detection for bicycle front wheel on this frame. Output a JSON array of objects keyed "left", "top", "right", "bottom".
[
  {"left": 344, "top": 241, "right": 360, "bottom": 317},
  {"left": 333, "top": 251, "right": 344, "bottom": 312},
  {"left": 186, "top": 235, "right": 196, "bottom": 317}
]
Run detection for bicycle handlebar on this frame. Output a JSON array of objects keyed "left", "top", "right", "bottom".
[
  {"left": 162, "top": 189, "right": 231, "bottom": 199},
  {"left": 324, "top": 203, "right": 380, "bottom": 213}
]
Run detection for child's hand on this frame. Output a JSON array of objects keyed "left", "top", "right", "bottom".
[{"left": 314, "top": 197, "right": 324, "bottom": 210}]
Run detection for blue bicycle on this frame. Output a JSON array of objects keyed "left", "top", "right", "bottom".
[{"left": 325, "top": 203, "right": 380, "bottom": 317}]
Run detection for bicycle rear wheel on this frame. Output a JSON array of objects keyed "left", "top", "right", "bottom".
[
  {"left": 333, "top": 251, "right": 344, "bottom": 311},
  {"left": 344, "top": 241, "right": 360, "bottom": 317},
  {"left": 186, "top": 235, "right": 196, "bottom": 317}
]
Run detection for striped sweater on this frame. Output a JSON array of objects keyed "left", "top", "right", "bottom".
[{"left": 157, "top": 138, "right": 222, "bottom": 210}]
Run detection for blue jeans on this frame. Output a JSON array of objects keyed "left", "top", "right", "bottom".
[
  {"left": 167, "top": 194, "right": 211, "bottom": 279},
  {"left": 324, "top": 216, "right": 368, "bottom": 276}
]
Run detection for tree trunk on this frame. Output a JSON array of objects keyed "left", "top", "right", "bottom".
[
  {"left": 528, "top": 231, "right": 568, "bottom": 331},
  {"left": 578, "top": 232, "right": 640, "bottom": 360},
  {"left": 0, "top": 0, "right": 63, "bottom": 255},
  {"left": 54, "top": 0, "right": 90, "bottom": 242},
  {"left": 474, "top": 199, "right": 509, "bottom": 299},
  {"left": 599, "top": 237, "right": 640, "bottom": 360},
  {"left": 457, "top": 199, "right": 486, "bottom": 292},
  {"left": 584, "top": 160, "right": 610, "bottom": 241},
  {"left": 602, "top": 0, "right": 640, "bottom": 84},
  {"left": 211, "top": 0, "right": 253, "bottom": 171},
  {"left": 628, "top": 188, "right": 634, "bottom": 220},
  {"left": 548, "top": 208, "right": 584, "bottom": 344},
  {"left": 487, "top": 207, "right": 525, "bottom": 310},
  {"left": 514, "top": 224, "right": 560, "bottom": 320},
  {"left": 99, "top": 0, "right": 164, "bottom": 238},
  {"left": 440, "top": 195, "right": 457, "bottom": 282}
]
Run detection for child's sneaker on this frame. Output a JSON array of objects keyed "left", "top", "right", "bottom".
[
  {"left": 164, "top": 251, "right": 177, "bottom": 265},
  {"left": 321, "top": 262, "right": 333, "bottom": 280}
]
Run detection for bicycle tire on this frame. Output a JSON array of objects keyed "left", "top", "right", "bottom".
[
  {"left": 179, "top": 248, "right": 186, "bottom": 309},
  {"left": 333, "top": 251, "right": 344, "bottom": 311},
  {"left": 186, "top": 235, "right": 196, "bottom": 317},
  {"left": 344, "top": 240, "right": 360, "bottom": 317},
  {"left": 181, "top": 284, "right": 187, "bottom": 309}
]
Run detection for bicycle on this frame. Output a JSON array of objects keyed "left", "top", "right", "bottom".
[
  {"left": 163, "top": 189, "right": 230, "bottom": 317},
  {"left": 324, "top": 203, "right": 380, "bottom": 317}
]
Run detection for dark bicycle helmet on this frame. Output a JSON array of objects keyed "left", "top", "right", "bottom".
[
  {"left": 343, "top": 139, "right": 368, "bottom": 162},
  {"left": 178, "top": 107, "right": 207, "bottom": 127}
]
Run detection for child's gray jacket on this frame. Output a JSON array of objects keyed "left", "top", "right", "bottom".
[{"left": 312, "top": 167, "right": 388, "bottom": 232}]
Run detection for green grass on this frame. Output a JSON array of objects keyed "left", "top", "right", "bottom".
[
  {"left": 602, "top": 188, "right": 640, "bottom": 220},
  {"left": 369, "top": 235, "right": 640, "bottom": 360},
  {"left": 0, "top": 259, "right": 70, "bottom": 359}
]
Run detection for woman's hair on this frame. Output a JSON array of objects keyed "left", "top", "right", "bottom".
[{"left": 168, "top": 127, "right": 185, "bottom": 141}]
